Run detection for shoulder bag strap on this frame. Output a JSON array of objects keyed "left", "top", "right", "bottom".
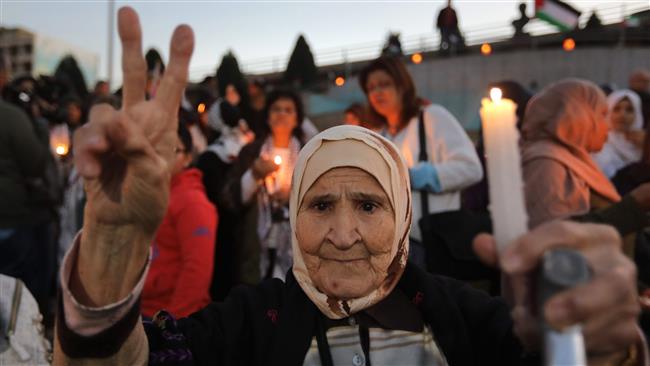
[{"left": 417, "top": 110, "right": 430, "bottom": 217}]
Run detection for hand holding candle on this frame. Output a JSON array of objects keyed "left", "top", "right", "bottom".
[{"left": 480, "top": 88, "right": 590, "bottom": 365}]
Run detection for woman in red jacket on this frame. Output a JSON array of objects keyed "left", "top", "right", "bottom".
[{"left": 141, "top": 120, "right": 218, "bottom": 318}]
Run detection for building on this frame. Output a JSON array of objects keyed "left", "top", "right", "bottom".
[{"left": 0, "top": 27, "right": 99, "bottom": 87}]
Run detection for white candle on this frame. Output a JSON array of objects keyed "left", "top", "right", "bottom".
[
  {"left": 265, "top": 155, "right": 284, "bottom": 194},
  {"left": 273, "top": 155, "right": 283, "bottom": 192},
  {"left": 480, "top": 88, "right": 528, "bottom": 254}
]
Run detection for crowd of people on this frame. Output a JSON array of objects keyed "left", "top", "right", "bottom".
[{"left": 2, "top": 5, "right": 650, "bottom": 365}]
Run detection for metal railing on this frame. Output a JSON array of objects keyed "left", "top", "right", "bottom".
[{"left": 188, "top": 2, "right": 648, "bottom": 80}]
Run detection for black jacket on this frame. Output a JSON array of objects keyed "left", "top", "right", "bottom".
[
  {"left": 0, "top": 101, "right": 49, "bottom": 227},
  {"left": 150, "top": 264, "right": 522, "bottom": 365}
]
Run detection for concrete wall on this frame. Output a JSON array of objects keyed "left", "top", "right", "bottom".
[{"left": 308, "top": 46, "right": 650, "bottom": 131}]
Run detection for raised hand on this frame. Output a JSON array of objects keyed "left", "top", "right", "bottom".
[
  {"left": 473, "top": 221, "right": 640, "bottom": 362},
  {"left": 70, "top": 7, "right": 194, "bottom": 306}
]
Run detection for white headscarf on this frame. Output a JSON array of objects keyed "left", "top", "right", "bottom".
[
  {"left": 592, "top": 89, "right": 644, "bottom": 178},
  {"left": 290, "top": 125, "right": 412, "bottom": 319},
  {"left": 205, "top": 100, "right": 255, "bottom": 163}
]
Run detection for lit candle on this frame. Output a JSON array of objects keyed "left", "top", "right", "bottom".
[
  {"left": 480, "top": 88, "right": 528, "bottom": 254},
  {"left": 55, "top": 144, "right": 67, "bottom": 156},
  {"left": 50, "top": 124, "right": 70, "bottom": 157},
  {"left": 265, "top": 155, "right": 283, "bottom": 194}
]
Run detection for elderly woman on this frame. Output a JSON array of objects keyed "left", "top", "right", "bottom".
[{"left": 55, "top": 9, "right": 644, "bottom": 366}]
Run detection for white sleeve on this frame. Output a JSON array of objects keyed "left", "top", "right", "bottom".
[
  {"left": 426, "top": 105, "right": 483, "bottom": 192},
  {"left": 240, "top": 168, "right": 260, "bottom": 204}
]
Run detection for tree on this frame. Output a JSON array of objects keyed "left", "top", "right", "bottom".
[
  {"left": 215, "top": 51, "right": 248, "bottom": 103},
  {"left": 54, "top": 55, "right": 88, "bottom": 99},
  {"left": 284, "top": 34, "right": 317, "bottom": 88}
]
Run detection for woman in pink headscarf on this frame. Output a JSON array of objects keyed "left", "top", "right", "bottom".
[
  {"left": 522, "top": 79, "right": 614, "bottom": 227},
  {"left": 521, "top": 79, "right": 649, "bottom": 256}
]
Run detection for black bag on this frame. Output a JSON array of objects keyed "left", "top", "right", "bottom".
[{"left": 415, "top": 110, "right": 497, "bottom": 282}]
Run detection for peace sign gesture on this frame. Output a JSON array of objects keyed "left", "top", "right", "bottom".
[{"left": 70, "top": 7, "right": 194, "bottom": 307}]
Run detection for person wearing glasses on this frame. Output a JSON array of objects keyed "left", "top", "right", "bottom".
[{"left": 358, "top": 56, "right": 482, "bottom": 267}]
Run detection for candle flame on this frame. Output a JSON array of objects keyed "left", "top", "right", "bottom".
[
  {"left": 55, "top": 144, "right": 67, "bottom": 156},
  {"left": 274, "top": 155, "right": 282, "bottom": 165},
  {"left": 490, "top": 88, "right": 502, "bottom": 102}
]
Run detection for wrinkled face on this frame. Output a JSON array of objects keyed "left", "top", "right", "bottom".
[
  {"left": 610, "top": 97, "right": 636, "bottom": 132},
  {"left": 268, "top": 98, "right": 298, "bottom": 137},
  {"left": 296, "top": 167, "right": 395, "bottom": 300},
  {"left": 365, "top": 70, "right": 402, "bottom": 125},
  {"left": 591, "top": 103, "right": 610, "bottom": 152}
]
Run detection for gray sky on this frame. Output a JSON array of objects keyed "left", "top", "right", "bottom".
[{"left": 1, "top": 0, "right": 647, "bottom": 85}]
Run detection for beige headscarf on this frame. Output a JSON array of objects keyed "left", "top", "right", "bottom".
[
  {"left": 521, "top": 79, "right": 621, "bottom": 204},
  {"left": 290, "top": 125, "right": 412, "bottom": 319}
]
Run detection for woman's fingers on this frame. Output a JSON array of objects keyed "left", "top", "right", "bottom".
[
  {"left": 582, "top": 313, "right": 640, "bottom": 354},
  {"left": 496, "top": 221, "right": 640, "bottom": 355},
  {"left": 74, "top": 104, "right": 115, "bottom": 179},
  {"left": 155, "top": 24, "right": 194, "bottom": 118},
  {"left": 118, "top": 6, "right": 146, "bottom": 110},
  {"left": 543, "top": 245, "right": 638, "bottom": 330},
  {"left": 500, "top": 222, "right": 620, "bottom": 274},
  {"left": 74, "top": 104, "right": 160, "bottom": 181}
]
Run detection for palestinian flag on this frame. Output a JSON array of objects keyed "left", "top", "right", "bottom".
[{"left": 535, "top": 0, "right": 581, "bottom": 32}]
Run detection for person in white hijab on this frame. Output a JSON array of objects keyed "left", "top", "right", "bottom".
[{"left": 593, "top": 89, "right": 645, "bottom": 178}]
